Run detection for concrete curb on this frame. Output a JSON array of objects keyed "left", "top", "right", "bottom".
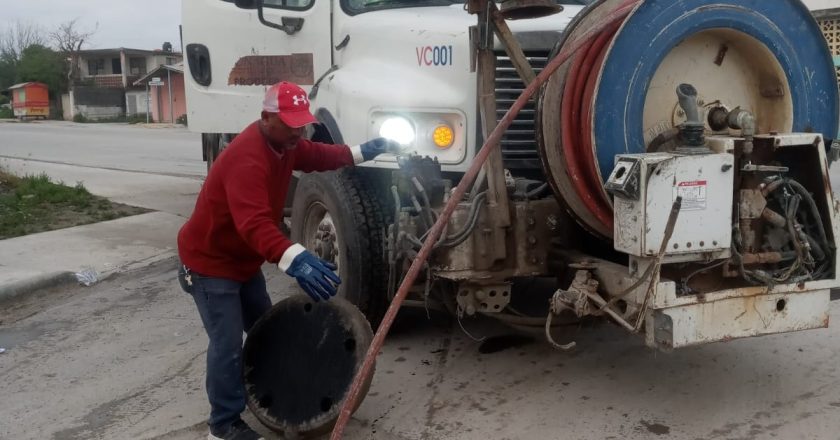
[
  {"left": 94, "top": 252, "right": 180, "bottom": 285},
  {"left": 0, "top": 271, "right": 78, "bottom": 304},
  {"left": 0, "top": 252, "right": 180, "bottom": 305}
]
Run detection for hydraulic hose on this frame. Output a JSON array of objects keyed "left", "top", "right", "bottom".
[
  {"left": 330, "top": 3, "right": 640, "bottom": 438},
  {"left": 560, "top": 19, "right": 623, "bottom": 231},
  {"left": 786, "top": 179, "right": 831, "bottom": 254}
]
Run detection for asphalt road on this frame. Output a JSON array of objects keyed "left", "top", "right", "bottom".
[
  {"left": 0, "top": 121, "right": 205, "bottom": 217},
  {"left": 1, "top": 259, "right": 839, "bottom": 440},
  {"left": 1, "top": 121, "right": 840, "bottom": 439},
  {"left": 0, "top": 121, "right": 206, "bottom": 178}
]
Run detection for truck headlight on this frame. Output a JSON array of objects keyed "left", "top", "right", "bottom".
[
  {"left": 379, "top": 117, "right": 416, "bottom": 146},
  {"left": 369, "top": 110, "right": 467, "bottom": 164}
]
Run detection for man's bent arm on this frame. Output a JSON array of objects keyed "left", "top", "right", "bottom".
[{"left": 294, "top": 139, "right": 361, "bottom": 172}]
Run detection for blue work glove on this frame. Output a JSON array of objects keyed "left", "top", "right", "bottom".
[
  {"left": 279, "top": 245, "right": 341, "bottom": 302},
  {"left": 359, "top": 137, "right": 408, "bottom": 161}
]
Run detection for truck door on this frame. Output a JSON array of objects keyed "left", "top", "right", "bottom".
[{"left": 182, "top": 0, "right": 333, "bottom": 134}]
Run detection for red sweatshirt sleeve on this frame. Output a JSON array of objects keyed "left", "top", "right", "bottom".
[
  {"left": 294, "top": 139, "right": 357, "bottom": 172},
  {"left": 223, "top": 161, "right": 293, "bottom": 263}
]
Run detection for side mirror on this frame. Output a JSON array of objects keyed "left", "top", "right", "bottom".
[{"left": 234, "top": 0, "right": 261, "bottom": 9}]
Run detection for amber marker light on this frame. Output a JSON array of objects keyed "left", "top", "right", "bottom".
[{"left": 432, "top": 124, "right": 454, "bottom": 148}]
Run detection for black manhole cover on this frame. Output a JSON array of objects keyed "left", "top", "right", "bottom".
[{"left": 243, "top": 295, "right": 374, "bottom": 438}]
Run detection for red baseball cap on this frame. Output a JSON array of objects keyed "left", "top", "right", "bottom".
[{"left": 262, "top": 81, "right": 318, "bottom": 128}]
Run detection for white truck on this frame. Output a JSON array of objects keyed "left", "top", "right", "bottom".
[{"left": 181, "top": 0, "right": 840, "bottom": 351}]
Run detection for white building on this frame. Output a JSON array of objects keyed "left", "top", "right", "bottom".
[{"left": 63, "top": 46, "right": 183, "bottom": 120}]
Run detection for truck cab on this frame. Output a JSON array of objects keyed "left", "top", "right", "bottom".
[{"left": 183, "top": 0, "right": 587, "bottom": 172}]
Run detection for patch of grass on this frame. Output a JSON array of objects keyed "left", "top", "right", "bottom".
[
  {"left": 91, "top": 115, "right": 129, "bottom": 124},
  {"left": 126, "top": 113, "right": 152, "bottom": 124},
  {"left": 0, "top": 107, "right": 13, "bottom": 119},
  {"left": 0, "top": 169, "right": 149, "bottom": 240}
]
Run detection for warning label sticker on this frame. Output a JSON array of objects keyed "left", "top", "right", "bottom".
[{"left": 674, "top": 180, "right": 707, "bottom": 211}]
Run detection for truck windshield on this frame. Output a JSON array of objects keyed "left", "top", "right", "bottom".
[{"left": 342, "top": 0, "right": 593, "bottom": 15}]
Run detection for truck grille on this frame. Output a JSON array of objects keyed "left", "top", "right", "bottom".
[{"left": 495, "top": 50, "right": 549, "bottom": 171}]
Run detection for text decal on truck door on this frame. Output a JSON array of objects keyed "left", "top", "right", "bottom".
[
  {"left": 228, "top": 53, "right": 315, "bottom": 86},
  {"left": 416, "top": 46, "right": 454, "bottom": 66}
]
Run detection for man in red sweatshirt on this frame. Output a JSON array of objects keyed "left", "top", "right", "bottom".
[{"left": 177, "top": 81, "right": 401, "bottom": 440}]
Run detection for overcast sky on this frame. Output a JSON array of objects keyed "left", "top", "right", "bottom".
[{"left": 1, "top": 0, "right": 181, "bottom": 51}]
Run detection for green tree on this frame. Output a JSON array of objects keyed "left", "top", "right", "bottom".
[
  {"left": 0, "top": 56, "right": 15, "bottom": 91},
  {"left": 16, "top": 44, "right": 67, "bottom": 95},
  {"left": 1, "top": 21, "right": 46, "bottom": 65},
  {"left": 0, "top": 21, "right": 46, "bottom": 91}
]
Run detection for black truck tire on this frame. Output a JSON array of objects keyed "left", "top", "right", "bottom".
[
  {"left": 204, "top": 133, "right": 235, "bottom": 173},
  {"left": 202, "top": 133, "right": 219, "bottom": 173},
  {"left": 290, "top": 169, "right": 389, "bottom": 326}
]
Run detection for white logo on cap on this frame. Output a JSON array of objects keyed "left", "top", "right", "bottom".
[{"left": 292, "top": 94, "right": 308, "bottom": 106}]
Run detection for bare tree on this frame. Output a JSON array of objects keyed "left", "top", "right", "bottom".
[
  {"left": 50, "top": 18, "right": 97, "bottom": 83},
  {"left": 0, "top": 21, "right": 47, "bottom": 63}
]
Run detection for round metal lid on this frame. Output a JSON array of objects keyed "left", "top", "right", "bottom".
[{"left": 243, "top": 295, "right": 374, "bottom": 438}]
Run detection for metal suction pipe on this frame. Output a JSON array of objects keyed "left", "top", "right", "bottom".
[
  {"left": 727, "top": 108, "right": 756, "bottom": 155},
  {"left": 676, "top": 83, "right": 708, "bottom": 152},
  {"left": 677, "top": 83, "right": 702, "bottom": 125}
]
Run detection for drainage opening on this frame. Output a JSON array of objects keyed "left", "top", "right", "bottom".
[{"left": 776, "top": 299, "right": 787, "bottom": 312}]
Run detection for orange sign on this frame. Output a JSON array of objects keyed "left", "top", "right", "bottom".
[{"left": 14, "top": 107, "right": 48, "bottom": 117}]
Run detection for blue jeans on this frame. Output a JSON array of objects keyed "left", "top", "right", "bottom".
[{"left": 179, "top": 265, "right": 272, "bottom": 432}]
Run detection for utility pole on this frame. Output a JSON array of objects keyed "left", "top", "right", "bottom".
[
  {"left": 145, "top": 82, "right": 150, "bottom": 124},
  {"left": 167, "top": 68, "right": 174, "bottom": 124}
]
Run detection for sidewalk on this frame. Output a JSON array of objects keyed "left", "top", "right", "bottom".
[
  {"left": 0, "top": 151, "right": 200, "bottom": 302},
  {"left": 0, "top": 211, "right": 184, "bottom": 302}
]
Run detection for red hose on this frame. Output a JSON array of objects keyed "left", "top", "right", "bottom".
[
  {"left": 561, "top": 20, "right": 622, "bottom": 231},
  {"left": 329, "top": 3, "right": 638, "bottom": 439},
  {"left": 580, "top": 22, "right": 618, "bottom": 218}
]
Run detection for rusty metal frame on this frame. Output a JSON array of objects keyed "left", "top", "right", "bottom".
[
  {"left": 473, "top": 0, "right": 510, "bottom": 268},
  {"left": 467, "top": 0, "right": 541, "bottom": 268},
  {"left": 489, "top": 2, "right": 537, "bottom": 86}
]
